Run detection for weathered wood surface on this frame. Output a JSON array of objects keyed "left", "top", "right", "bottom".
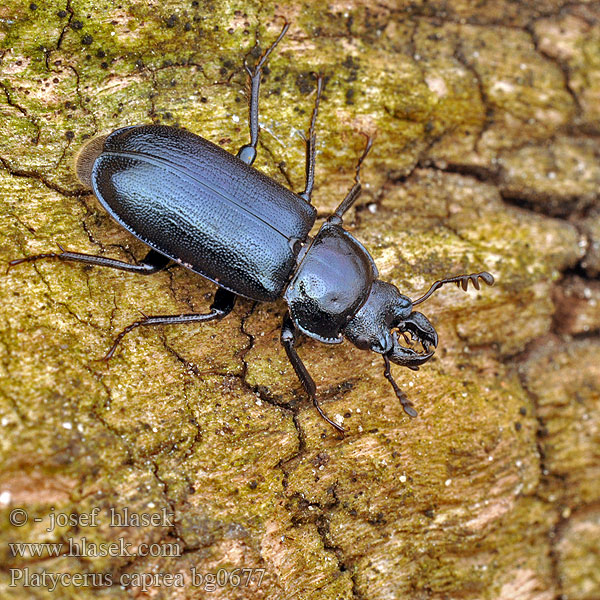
[{"left": 0, "top": 1, "right": 599, "bottom": 598}]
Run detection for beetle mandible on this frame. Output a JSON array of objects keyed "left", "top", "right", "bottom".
[{"left": 10, "top": 21, "right": 494, "bottom": 434}]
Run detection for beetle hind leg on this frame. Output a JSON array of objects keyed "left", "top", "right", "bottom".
[
  {"left": 103, "top": 287, "right": 236, "bottom": 360},
  {"left": 8, "top": 246, "right": 170, "bottom": 275},
  {"left": 281, "top": 314, "right": 344, "bottom": 434}
]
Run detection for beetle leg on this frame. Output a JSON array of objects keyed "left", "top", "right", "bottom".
[
  {"left": 281, "top": 313, "right": 344, "bottom": 434},
  {"left": 299, "top": 75, "right": 324, "bottom": 203},
  {"left": 330, "top": 134, "right": 374, "bottom": 222},
  {"left": 8, "top": 246, "right": 170, "bottom": 275},
  {"left": 237, "top": 19, "right": 290, "bottom": 166},
  {"left": 103, "top": 288, "right": 236, "bottom": 360},
  {"left": 382, "top": 354, "right": 418, "bottom": 418}
]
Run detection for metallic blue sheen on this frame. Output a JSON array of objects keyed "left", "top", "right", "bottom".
[
  {"left": 91, "top": 125, "right": 316, "bottom": 301},
  {"left": 284, "top": 223, "right": 377, "bottom": 343}
]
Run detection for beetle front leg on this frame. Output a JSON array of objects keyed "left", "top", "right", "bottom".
[
  {"left": 104, "top": 287, "right": 236, "bottom": 360},
  {"left": 382, "top": 354, "right": 418, "bottom": 418},
  {"left": 281, "top": 313, "right": 344, "bottom": 434},
  {"left": 8, "top": 246, "right": 170, "bottom": 275}
]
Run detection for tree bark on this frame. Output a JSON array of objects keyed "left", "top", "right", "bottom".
[{"left": 1, "top": 1, "right": 599, "bottom": 598}]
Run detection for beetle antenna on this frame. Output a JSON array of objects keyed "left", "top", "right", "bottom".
[
  {"left": 412, "top": 271, "right": 494, "bottom": 306},
  {"left": 383, "top": 355, "right": 418, "bottom": 417}
]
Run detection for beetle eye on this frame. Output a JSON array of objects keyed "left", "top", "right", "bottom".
[{"left": 74, "top": 134, "right": 108, "bottom": 188}]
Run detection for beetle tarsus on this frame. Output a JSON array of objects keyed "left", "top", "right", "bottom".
[
  {"left": 7, "top": 252, "right": 59, "bottom": 273},
  {"left": 103, "top": 319, "right": 146, "bottom": 361},
  {"left": 312, "top": 396, "right": 345, "bottom": 433},
  {"left": 8, "top": 246, "right": 171, "bottom": 276},
  {"left": 383, "top": 355, "right": 418, "bottom": 418},
  {"left": 7, "top": 241, "right": 70, "bottom": 273}
]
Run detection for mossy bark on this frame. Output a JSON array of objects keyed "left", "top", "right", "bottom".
[{"left": 1, "top": 1, "right": 599, "bottom": 599}]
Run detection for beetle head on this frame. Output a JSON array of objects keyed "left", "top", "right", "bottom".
[
  {"left": 342, "top": 279, "right": 438, "bottom": 419},
  {"left": 343, "top": 279, "right": 437, "bottom": 369},
  {"left": 343, "top": 271, "right": 493, "bottom": 418}
]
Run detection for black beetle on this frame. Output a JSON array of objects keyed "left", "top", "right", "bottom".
[{"left": 10, "top": 22, "right": 493, "bottom": 433}]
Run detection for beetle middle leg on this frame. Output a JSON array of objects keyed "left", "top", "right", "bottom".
[
  {"left": 237, "top": 20, "right": 289, "bottom": 166},
  {"left": 299, "top": 75, "right": 324, "bottom": 203},
  {"left": 329, "top": 134, "right": 374, "bottom": 223},
  {"left": 104, "top": 287, "right": 236, "bottom": 360},
  {"left": 8, "top": 246, "right": 171, "bottom": 275},
  {"left": 281, "top": 313, "right": 344, "bottom": 434}
]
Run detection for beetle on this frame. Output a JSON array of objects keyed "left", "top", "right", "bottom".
[{"left": 10, "top": 21, "right": 493, "bottom": 433}]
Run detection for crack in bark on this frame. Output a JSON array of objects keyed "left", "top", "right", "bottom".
[
  {"left": 525, "top": 20, "right": 583, "bottom": 124},
  {"left": 92, "top": 371, "right": 126, "bottom": 443},
  {"left": 5, "top": 210, "right": 38, "bottom": 237},
  {"left": 315, "top": 486, "right": 364, "bottom": 600},
  {"left": 3, "top": 5, "right": 599, "bottom": 596},
  {"left": 67, "top": 62, "right": 99, "bottom": 142},
  {"left": 285, "top": 485, "right": 363, "bottom": 599},
  {"left": 513, "top": 355, "right": 565, "bottom": 597},
  {"left": 0, "top": 78, "right": 43, "bottom": 145},
  {"left": 0, "top": 79, "right": 29, "bottom": 118},
  {"left": 0, "top": 155, "right": 86, "bottom": 198},
  {"left": 165, "top": 268, "right": 197, "bottom": 313},
  {"left": 389, "top": 2, "right": 596, "bottom": 28},
  {"left": 0, "top": 322, "right": 28, "bottom": 423},
  {"left": 156, "top": 335, "right": 204, "bottom": 457},
  {"left": 259, "top": 139, "right": 296, "bottom": 190},
  {"left": 55, "top": 0, "right": 75, "bottom": 52},
  {"left": 452, "top": 39, "right": 493, "bottom": 157},
  {"left": 147, "top": 457, "right": 187, "bottom": 548},
  {"left": 88, "top": 367, "right": 190, "bottom": 568},
  {"left": 237, "top": 303, "right": 299, "bottom": 432}
]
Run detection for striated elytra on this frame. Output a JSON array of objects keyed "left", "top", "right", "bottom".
[{"left": 11, "top": 21, "right": 494, "bottom": 434}]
